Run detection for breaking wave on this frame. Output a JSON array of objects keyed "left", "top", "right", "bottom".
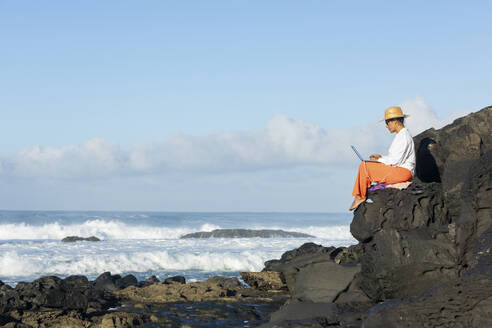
[
  {"left": 0, "top": 220, "right": 354, "bottom": 241},
  {"left": 0, "top": 249, "right": 272, "bottom": 278}
]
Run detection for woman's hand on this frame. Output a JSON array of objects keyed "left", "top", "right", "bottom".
[{"left": 370, "top": 154, "right": 382, "bottom": 160}]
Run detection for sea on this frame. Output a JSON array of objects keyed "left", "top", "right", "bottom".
[{"left": 0, "top": 211, "right": 356, "bottom": 286}]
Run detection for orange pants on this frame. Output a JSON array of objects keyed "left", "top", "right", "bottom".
[{"left": 352, "top": 161, "right": 412, "bottom": 199}]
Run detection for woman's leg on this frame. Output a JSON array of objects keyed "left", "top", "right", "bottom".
[
  {"left": 352, "top": 161, "right": 388, "bottom": 199},
  {"left": 380, "top": 166, "right": 412, "bottom": 184},
  {"left": 350, "top": 162, "right": 412, "bottom": 210}
]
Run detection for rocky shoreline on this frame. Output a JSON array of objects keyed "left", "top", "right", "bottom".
[
  {"left": 1, "top": 106, "right": 491, "bottom": 327},
  {"left": 0, "top": 271, "right": 290, "bottom": 327}
]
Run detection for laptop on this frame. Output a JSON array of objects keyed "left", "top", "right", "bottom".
[{"left": 350, "top": 145, "right": 380, "bottom": 163}]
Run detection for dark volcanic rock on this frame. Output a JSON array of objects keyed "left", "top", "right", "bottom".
[
  {"left": 14, "top": 276, "right": 89, "bottom": 311},
  {"left": 2, "top": 273, "right": 288, "bottom": 327},
  {"left": 260, "top": 301, "right": 373, "bottom": 328},
  {"left": 93, "top": 272, "right": 138, "bottom": 292},
  {"left": 349, "top": 106, "right": 492, "bottom": 302},
  {"left": 163, "top": 275, "right": 186, "bottom": 284},
  {"left": 350, "top": 183, "right": 456, "bottom": 300},
  {"left": 5, "top": 274, "right": 119, "bottom": 314},
  {"left": 262, "top": 106, "right": 492, "bottom": 327},
  {"left": 262, "top": 243, "right": 363, "bottom": 303},
  {"left": 456, "top": 148, "right": 492, "bottom": 275},
  {"left": 241, "top": 271, "right": 287, "bottom": 291},
  {"left": 363, "top": 270, "right": 492, "bottom": 328},
  {"left": 205, "top": 276, "right": 243, "bottom": 290},
  {"left": 61, "top": 235, "right": 101, "bottom": 242},
  {"left": 138, "top": 275, "right": 160, "bottom": 287},
  {"left": 0, "top": 282, "right": 22, "bottom": 314},
  {"left": 413, "top": 106, "right": 492, "bottom": 221},
  {"left": 263, "top": 242, "right": 335, "bottom": 272},
  {"left": 0, "top": 313, "right": 11, "bottom": 326},
  {"left": 180, "top": 229, "right": 314, "bottom": 238}
]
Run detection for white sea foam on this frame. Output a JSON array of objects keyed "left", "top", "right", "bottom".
[
  {"left": 0, "top": 213, "right": 357, "bottom": 284},
  {"left": 0, "top": 220, "right": 220, "bottom": 240},
  {"left": 0, "top": 251, "right": 34, "bottom": 276},
  {"left": 0, "top": 248, "right": 271, "bottom": 278},
  {"left": 0, "top": 235, "right": 355, "bottom": 281},
  {"left": 0, "top": 219, "right": 354, "bottom": 241}
]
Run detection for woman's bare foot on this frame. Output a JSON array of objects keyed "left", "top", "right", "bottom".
[{"left": 349, "top": 196, "right": 366, "bottom": 211}]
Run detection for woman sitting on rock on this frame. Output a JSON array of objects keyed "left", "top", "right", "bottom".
[{"left": 349, "top": 106, "right": 416, "bottom": 211}]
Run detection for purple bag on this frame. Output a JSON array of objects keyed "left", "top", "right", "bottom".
[{"left": 368, "top": 183, "right": 387, "bottom": 191}]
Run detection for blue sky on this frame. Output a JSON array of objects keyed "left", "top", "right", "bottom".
[{"left": 0, "top": 1, "right": 490, "bottom": 211}]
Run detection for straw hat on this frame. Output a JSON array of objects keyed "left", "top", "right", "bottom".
[{"left": 381, "top": 106, "right": 409, "bottom": 122}]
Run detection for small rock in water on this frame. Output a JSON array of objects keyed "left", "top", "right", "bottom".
[
  {"left": 61, "top": 236, "right": 101, "bottom": 242},
  {"left": 180, "top": 229, "right": 314, "bottom": 238}
]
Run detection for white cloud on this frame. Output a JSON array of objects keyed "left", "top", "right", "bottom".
[
  {"left": 0, "top": 97, "right": 472, "bottom": 180},
  {"left": 402, "top": 96, "right": 472, "bottom": 135},
  {"left": 7, "top": 138, "right": 127, "bottom": 179}
]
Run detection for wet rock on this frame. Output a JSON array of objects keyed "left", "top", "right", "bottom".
[
  {"left": 1, "top": 275, "right": 119, "bottom": 315},
  {"left": 163, "top": 275, "right": 186, "bottom": 284},
  {"left": 0, "top": 283, "right": 22, "bottom": 314},
  {"left": 0, "top": 313, "right": 11, "bottom": 326},
  {"left": 117, "top": 275, "right": 138, "bottom": 290},
  {"left": 180, "top": 229, "right": 313, "bottom": 238},
  {"left": 99, "top": 312, "right": 148, "bottom": 328},
  {"left": 1, "top": 273, "right": 288, "bottom": 327},
  {"left": 14, "top": 276, "right": 89, "bottom": 311},
  {"left": 129, "top": 300, "right": 282, "bottom": 328},
  {"left": 61, "top": 236, "right": 101, "bottom": 242},
  {"left": 241, "top": 272, "right": 286, "bottom": 291},
  {"left": 205, "top": 276, "right": 242, "bottom": 289},
  {"left": 137, "top": 275, "right": 160, "bottom": 287},
  {"left": 115, "top": 276, "right": 286, "bottom": 304},
  {"left": 94, "top": 272, "right": 123, "bottom": 293},
  {"left": 94, "top": 272, "right": 137, "bottom": 292},
  {"left": 8, "top": 309, "right": 90, "bottom": 328}
]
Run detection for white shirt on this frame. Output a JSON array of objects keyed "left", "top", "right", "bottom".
[{"left": 378, "top": 127, "right": 416, "bottom": 175}]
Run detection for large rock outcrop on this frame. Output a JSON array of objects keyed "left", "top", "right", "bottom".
[
  {"left": 351, "top": 106, "right": 492, "bottom": 302},
  {"left": 350, "top": 183, "right": 455, "bottom": 300},
  {"left": 261, "top": 106, "right": 492, "bottom": 327}
]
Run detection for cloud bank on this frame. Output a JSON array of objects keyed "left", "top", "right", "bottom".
[{"left": 0, "top": 97, "right": 471, "bottom": 180}]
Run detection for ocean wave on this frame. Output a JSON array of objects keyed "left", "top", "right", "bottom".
[
  {"left": 0, "top": 249, "right": 271, "bottom": 278},
  {"left": 0, "top": 220, "right": 220, "bottom": 240},
  {"left": 0, "top": 219, "right": 354, "bottom": 241}
]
